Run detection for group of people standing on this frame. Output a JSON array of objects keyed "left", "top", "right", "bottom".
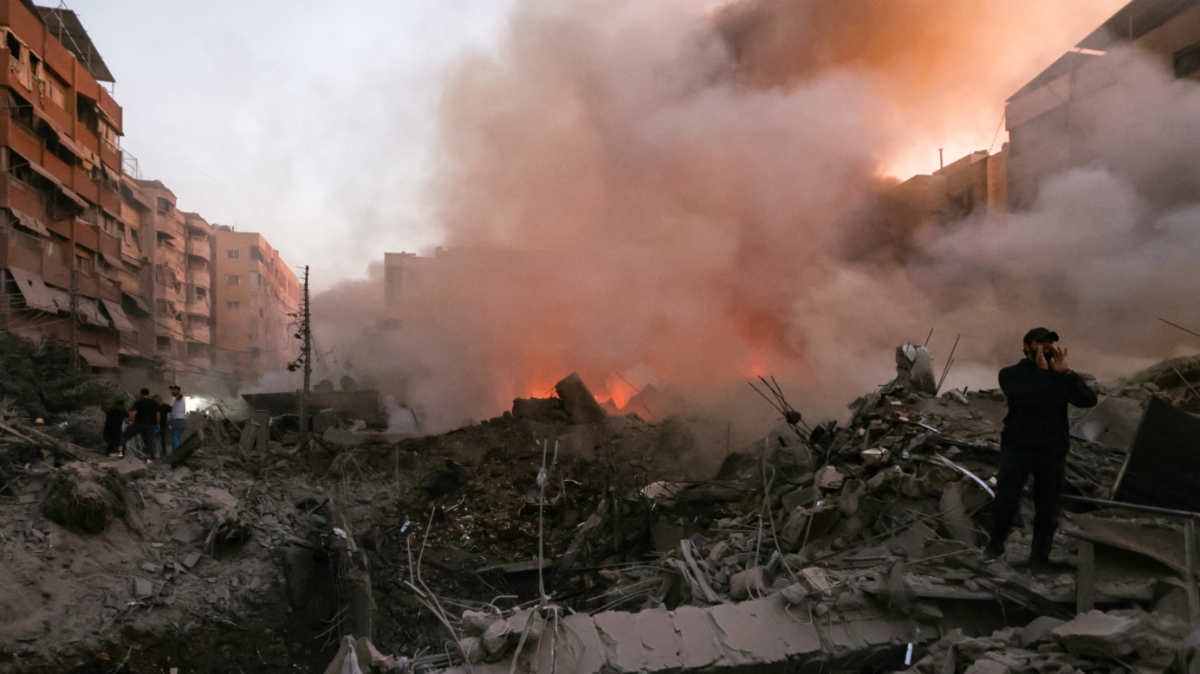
[{"left": 102, "top": 385, "right": 187, "bottom": 462}]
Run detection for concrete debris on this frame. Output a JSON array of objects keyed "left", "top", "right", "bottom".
[
  {"left": 896, "top": 343, "right": 937, "bottom": 395},
  {"left": 1113, "top": 396, "right": 1200, "bottom": 512},
  {"left": 1051, "top": 610, "right": 1139, "bottom": 657},
  {"left": 41, "top": 461, "right": 129, "bottom": 534},
  {"left": 554, "top": 372, "right": 607, "bottom": 424},
  {"left": 7, "top": 335, "right": 1200, "bottom": 674},
  {"left": 814, "top": 464, "right": 844, "bottom": 490}
]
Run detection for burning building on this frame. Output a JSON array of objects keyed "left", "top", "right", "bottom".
[{"left": 1006, "top": 0, "right": 1200, "bottom": 208}]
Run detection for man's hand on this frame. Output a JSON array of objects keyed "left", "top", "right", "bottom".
[
  {"left": 1034, "top": 344, "right": 1049, "bottom": 370},
  {"left": 1048, "top": 345, "right": 1070, "bottom": 372}
]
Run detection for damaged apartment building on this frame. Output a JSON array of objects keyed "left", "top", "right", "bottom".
[
  {"left": 891, "top": 0, "right": 1200, "bottom": 227},
  {"left": 0, "top": 0, "right": 298, "bottom": 388}
]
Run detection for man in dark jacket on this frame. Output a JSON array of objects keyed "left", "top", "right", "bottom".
[
  {"left": 122, "top": 388, "right": 161, "bottom": 462},
  {"left": 102, "top": 398, "right": 127, "bottom": 456},
  {"left": 986, "top": 328, "right": 1098, "bottom": 564}
]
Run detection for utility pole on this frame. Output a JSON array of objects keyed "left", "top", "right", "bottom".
[{"left": 297, "top": 265, "right": 312, "bottom": 438}]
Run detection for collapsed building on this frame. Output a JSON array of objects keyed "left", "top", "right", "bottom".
[{"left": 1, "top": 339, "right": 1199, "bottom": 673}]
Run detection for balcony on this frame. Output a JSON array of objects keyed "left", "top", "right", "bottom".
[
  {"left": 98, "top": 89, "right": 123, "bottom": 134},
  {"left": 155, "top": 281, "right": 185, "bottom": 305},
  {"left": 185, "top": 322, "right": 212, "bottom": 344},
  {"left": 3, "top": 118, "right": 43, "bottom": 165},
  {"left": 185, "top": 295, "right": 211, "bottom": 316},
  {"left": 101, "top": 143, "right": 121, "bottom": 174},
  {"left": 186, "top": 240, "right": 211, "bottom": 261},
  {"left": 3, "top": 175, "right": 49, "bottom": 219},
  {"left": 74, "top": 126, "right": 100, "bottom": 156},
  {"left": 120, "top": 235, "right": 142, "bottom": 262},
  {"left": 42, "top": 151, "right": 73, "bottom": 188},
  {"left": 100, "top": 187, "right": 120, "bottom": 215},
  {"left": 42, "top": 39, "right": 74, "bottom": 83},
  {"left": 75, "top": 221, "right": 99, "bottom": 252}
]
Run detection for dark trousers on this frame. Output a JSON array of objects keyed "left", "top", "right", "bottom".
[
  {"left": 122, "top": 424, "right": 159, "bottom": 458},
  {"left": 987, "top": 445, "right": 1067, "bottom": 561}
]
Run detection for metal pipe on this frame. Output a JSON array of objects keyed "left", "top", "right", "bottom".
[{"left": 1062, "top": 494, "right": 1200, "bottom": 519}]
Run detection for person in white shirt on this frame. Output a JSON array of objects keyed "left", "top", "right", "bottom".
[{"left": 169, "top": 385, "right": 187, "bottom": 450}]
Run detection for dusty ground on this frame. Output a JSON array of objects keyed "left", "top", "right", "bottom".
[{"left": 0, "top": 398, "right": 725, "bottom": 673}]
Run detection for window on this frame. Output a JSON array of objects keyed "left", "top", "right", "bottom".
[
  {"left": 156, "top": 198, "right": 172, "bottom": 216},
  {"left": 226, "top": 300, "right": 240, "bottom": 310},
  {"left": 249, "top": 271, "right": 263, "bottom": 289},
  {"left": 76, "top": 93, "right": 99, "bottom": 133},
  {"left": 249, "top": 246, "right": 263, "bottom": 262},
  {"left": 226, "top": 274, "right": 239, "bottom": 286},
  {"left": 1175, "top": 43, "right": 1200, "bottom": 79},
  {"left": 196, "top": 287, "right": 207, "bottom": 300},
  {"left": 156, "top": 336, "right": 171, "bottom": 351},
  {"left": 227, "top": 248, "right": 240, "bottom": 259}
]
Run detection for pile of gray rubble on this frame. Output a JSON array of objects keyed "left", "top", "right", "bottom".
[{"left": 325, "top": 350, "right": 1200, "bottom": 674}]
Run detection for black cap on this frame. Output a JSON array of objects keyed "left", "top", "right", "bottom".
[{"left": 1023, "top": 327, "right": 1060, "bottom": 345}]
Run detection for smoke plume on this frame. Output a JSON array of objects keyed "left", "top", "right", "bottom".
[{"left": 314, "top": 0, "right": 1199, "bottom": 433}]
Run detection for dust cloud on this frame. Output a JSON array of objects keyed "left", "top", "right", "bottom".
[{"left": 313, "top": 1, "right": 1198, "bottom": 433}]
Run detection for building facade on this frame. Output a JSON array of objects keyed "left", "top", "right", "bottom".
[
  {"left": 0, "top": 0, "right": 129, "bottom": 369},
  {"left": 0, "top": 1, "right": 228, "bottom": 383},
  {"left": 887, "top": 147, "right": 1008, "bottom": 231},
  {"left": 212, "top": 227, "right": 300, "bottom": 383},
  {"left": 1005, "top": 0, "right": 1200, "bottom": 208}
]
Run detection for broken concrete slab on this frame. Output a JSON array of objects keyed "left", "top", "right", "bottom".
[
  {"left": 673, "top": 604, "right": 723, "bottom": 670},
  {"left": 815, "top": 465, "right": 844, "bottom": 491},
  {"left": 1071, "top": 395, "right": 1144, "bottom": 448},
  {"left": 963, "top": 657, "right": 1011, "bottom": 674},
  {"left": 594, "top": 609, "right": 676, "bottom": 672},
  {"left": 896, "top": 343, "right": 937, "bottom": 395},
  {"left": 708, "top": 595, "right": 822, "bottom": 667},
  {"left": 1114, "top": 396, "right": 1200, "bottom": 512},
  {"left": 529, "top": 612, "right": 605, "bottom": 674},
  {"left": 780, "top": 485, "right": 820, "bottom": 512},
  {"left": 555, "top": 373, "right": 607, "bottom": 424},
  {"left": 1052, "top": 610, "right": 1139, "bottom": 658},
  {"left": 1019, "top": 616, "right": 1065, "bottom": 647}
]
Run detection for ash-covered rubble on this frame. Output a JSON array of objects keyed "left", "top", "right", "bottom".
[
  {"left": 2, "top": 332, "right": 1199, "bottom": 673},
  {"left": 360, "top": 352, "right": 1200, "bottom": 674}
]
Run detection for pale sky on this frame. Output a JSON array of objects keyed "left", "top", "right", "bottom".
[{"left": 67, "top": 0, "right": 513, "bottom": 291}]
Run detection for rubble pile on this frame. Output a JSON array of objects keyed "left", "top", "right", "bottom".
[
  {"left": 391, "top": 358, "right": 1200, "bottom": 674},
  {"left": 1, "top": 348, "right": 1198, "bottom": 673}
]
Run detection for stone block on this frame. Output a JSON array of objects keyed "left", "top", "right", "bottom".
[
  {"left": 673, "top": 604, "right": 724, "bottom": 670},
  {"left": 594, "top": 608, "right": 679, "bottom": 672},
  {"left": 815, "top": 465, "right": 844, "bottom": 491},
  {"left": 964, "top": 658, "right": 1011, "bottom": 674},
  {"left": 710, "top": 596, "right": 821, "bottom": 667},
  {"left": 1019, "top": 616, "right": 1064, "bottom": 647},
  {"left": 1052, "top": 610, "right": 1138, "bottom": 658},
  {"left": 531, "top": 613, "right": 606, "bottom": 674}
]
